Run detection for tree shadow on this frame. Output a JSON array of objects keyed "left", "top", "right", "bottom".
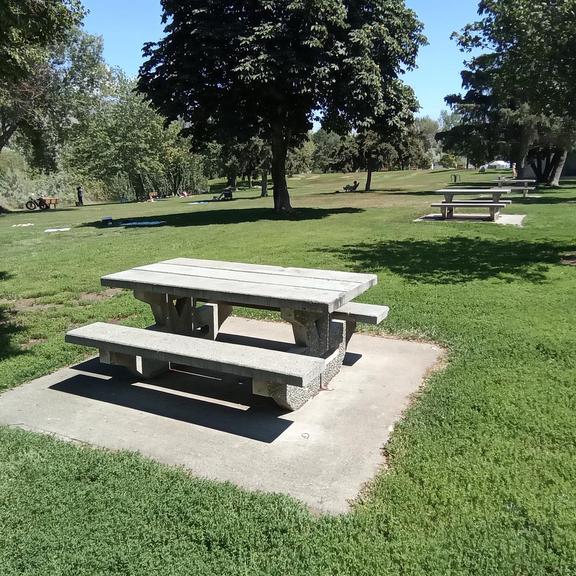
[
  {"left": 512, "top": 196, "right": 576, "bottom": 205},
  {"left": 81, "top": 207, "right": 364, "bottom": 229},
  {"left": 320, "top": 238, "right": 573, "bottom": 284},
  {"left": 0, "top": 272, "right": 24, "bottom": 362}
]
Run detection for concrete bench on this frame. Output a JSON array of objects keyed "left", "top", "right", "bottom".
[
  {"left": 431, "top": 202, "right": 507, "bottom": 221},
  {"left": 66, "top": 322, "right": 325, "bottom": 410},
  {"left": 331, "top": 302, "right": 389, "bottom": 345}
]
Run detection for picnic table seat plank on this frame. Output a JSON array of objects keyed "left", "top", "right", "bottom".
[
  {"left": 102, "top": 269, "right": 359, "bottom": 313},
  {"left": 66, "top": 322, "right": 324, "bottom": 388},
  {"left": 448, "top": 199, "right": 512, "bottom": 204},
  {"left": 435, "top": 189, "right": 511, "bottom": 195},
  {"left": 431, "top": 202, "right": 507, "bottom": 207},
  {"left": 332, "top": 303, "right": 389, "bottom": 324},
  {"left": 136, "top": 263, "right": 364, "bottom": 293},
  {"left": 165, "top": 258, "right": 377, "bottom": 285}
]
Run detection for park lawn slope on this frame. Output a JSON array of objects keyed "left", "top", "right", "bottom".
[{"left": 0, "top": 170, "right": 575, "bottom": 575}]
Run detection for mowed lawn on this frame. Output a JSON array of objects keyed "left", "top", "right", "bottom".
[{"left": 0, "top": 170, "right": 575, "bottom": 575}]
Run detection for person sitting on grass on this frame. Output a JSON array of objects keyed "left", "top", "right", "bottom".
[{"left": 343, "top": 180, "right": 360, "bottom": 192}]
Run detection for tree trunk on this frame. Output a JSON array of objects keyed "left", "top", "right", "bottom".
[
  {"left": 512, "top": 128, "right": 533, "bottom": 178},
  {"left": 0, "top": 124, "right": 18, "bottom": 153},
  {"left": 365, "top": 155, "right": 374, "bottom": 192},
  {"left": 548, "top": 149, "right": 567, "bottom": 187},
  {"left": 261, "top": 169, "right": 268, "bottom": 197},
  {"left": 247, "top": 173, "right": 252, "bottom": 188},
  {"left": 271, "top": 123, "right": 292, "bottom": 211},
  {"left": 226, "top": 172, "right": 237, "bottom": 189},
  {"left": 530, "top": 155, "right": 545, "bottom": 184}
]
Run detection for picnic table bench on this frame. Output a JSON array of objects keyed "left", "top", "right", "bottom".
[
  {"left": 432, "top": 189, "right": 512, "bottom": 221},
  {"left": 66, "top": 259, "right": 389, "bottom": 410}
]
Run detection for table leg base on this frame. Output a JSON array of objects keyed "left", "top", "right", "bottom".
[
  {"left": 193, "top": 302, "right": 232, "bottom": 340},
  {"left": 252, "top": 375, "right": 322, "bottom": 411},
  {"left": 252, "top": 320, "right": 353, "bottom": 411},
  {"left": 99, "top": 350, "right": 169, "bottom": 379}
]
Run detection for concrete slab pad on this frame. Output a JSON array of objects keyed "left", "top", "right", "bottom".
[
  {"left": 0, "top": 318, "right": 442, "bottom": 514},
  {"left": 415, "top": 213, "right": 526, "bottom": 227}
]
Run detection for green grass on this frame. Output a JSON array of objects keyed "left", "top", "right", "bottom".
[{"left": 1, "top": 169, "right": 575, "bottom": 575}]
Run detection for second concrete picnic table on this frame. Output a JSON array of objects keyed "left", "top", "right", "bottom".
[
  {"left": 432, "top": 188, "right": 512, "bottom": 221},
  {"left": 80, "top": 258, "right": 389, "bottom": 409}
]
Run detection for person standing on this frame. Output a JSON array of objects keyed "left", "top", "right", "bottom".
[{"left": 76, "top": 185, "right": 84, "bottom": 206}]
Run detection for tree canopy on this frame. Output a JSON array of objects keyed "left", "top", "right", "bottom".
[
  {"left": 0, "top": 0, "right": 84, "bottom": 83},
  {"left": 443, "top": 0, "right": 576, "bottom": 184},
  {"left": 138, "top": 0, "right": 425, "bottom": 210}
]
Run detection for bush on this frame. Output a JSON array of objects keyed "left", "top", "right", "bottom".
[{"left": 440, "top": 154, "right": 458, "bottom": 169}]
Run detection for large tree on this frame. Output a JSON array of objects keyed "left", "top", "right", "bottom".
[
  {"left": 448, "top": 0, "right": 576, "bottom": 184},
  {"left": 138, "top": 0, "right": 425, "bottom": 211},
  {"left": 358, "top": 82, "right": 419, "bottom": 190}
]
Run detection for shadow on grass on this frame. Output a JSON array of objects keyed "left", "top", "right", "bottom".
[
  {"left": 320, "top": 238, "right": 573, "bottom": 284},
  {"left": 511, "top": 196, "right": 576, "bottom": 205},
  {"left": 0, "top": 271, "right": 24, "bottom": 362},
  {"left": 81, "top": 206, "right": 364, "bottom": 229},
  {"left": 322, "top": 188, "right": 409, "bottom": 195}
]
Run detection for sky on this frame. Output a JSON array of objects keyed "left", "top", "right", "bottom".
[{"left": 82, "top": 0, "right": 481, "bottom": 120}]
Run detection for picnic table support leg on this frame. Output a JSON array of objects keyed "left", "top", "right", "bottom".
[
  {"left": 100, "top": 349, "right": 168, "bottom": 379},
  {"left": 134, "top": 291, "right": 194, "bottom": 336},
  {"left": 192, "top": 301, "right": 233, "bottom": 340},
  {"left": 252, "top": 311, "right": 350, "bottom": 411}
]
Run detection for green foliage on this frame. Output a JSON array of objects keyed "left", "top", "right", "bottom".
[
  {"left": 65, "top": 77, "right": 206, "bottom": 200},
  {"left": 0, "top": 0, "right": 84, "bottom": 83},
  {"left": 0, "top": 29, "right": 111, "bottom": 170},
  {"left": 312, "top": 130, "right": 359, "bottom": 173},
  {"left": 445, "top": 0, "right": 576, "bottom": 182},
  {"left": 439, "top": 153, "right": 458, "bottom": 169},
  {"left": 286, "top": 140, "right": 315, "bottom": 176},
  {"left": 455, "top": 0, "right": 576, "bottom": 119},
  {"left": 0, "top": 149, "right": 103, "bottom": 209}
]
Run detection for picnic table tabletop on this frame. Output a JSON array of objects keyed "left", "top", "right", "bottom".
[
  {"left": 102, "top": 258, "right": 377, "bottom": 313},
  {"left": 494, "top": 179, "right": 536, "bottom": 185},
  {"left": 435, "top": 188, "right": 511, "bottom": 195}
]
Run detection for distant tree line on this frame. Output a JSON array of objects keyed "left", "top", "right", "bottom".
[{"left": 1, "top": 0, "right": 447, "bottom": 209}]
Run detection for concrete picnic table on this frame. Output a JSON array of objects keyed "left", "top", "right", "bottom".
[
  {"left": 79, "top": 258, "right": 388, "bottom": 409},
  {"left": 432, "top": 188, "right": 512, "bottom": 221}
]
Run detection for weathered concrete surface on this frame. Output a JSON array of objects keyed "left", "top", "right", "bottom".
[
  {"left": 416, "top": 213, "right": 526, "bottom": 227},
  {"left": 0, "top": 317, "right": 442, "bottom": 514}
]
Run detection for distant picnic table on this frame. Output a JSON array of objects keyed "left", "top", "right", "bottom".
[
  {"left": 494, "top": 178, "right": 537, "bottom": 197},
  {"left": 432, "top": 188, "right": 512, "bottom": 221}
]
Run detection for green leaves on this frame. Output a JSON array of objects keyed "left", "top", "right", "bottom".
[{"left": 0, "top": 0, "right": 84, "bottom": 83}]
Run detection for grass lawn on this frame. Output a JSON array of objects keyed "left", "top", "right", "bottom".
[{"left": 0, "top": 169, "right": 575, "bottom": 574}]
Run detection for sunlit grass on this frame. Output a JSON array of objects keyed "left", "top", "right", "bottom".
[{"left": 0, "top": 169, "right": 575, "bottom": 574}]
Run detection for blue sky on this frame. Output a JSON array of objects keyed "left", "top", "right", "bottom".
[{"left": 82, "top": 0, "right": 481, "bottom": 120}]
